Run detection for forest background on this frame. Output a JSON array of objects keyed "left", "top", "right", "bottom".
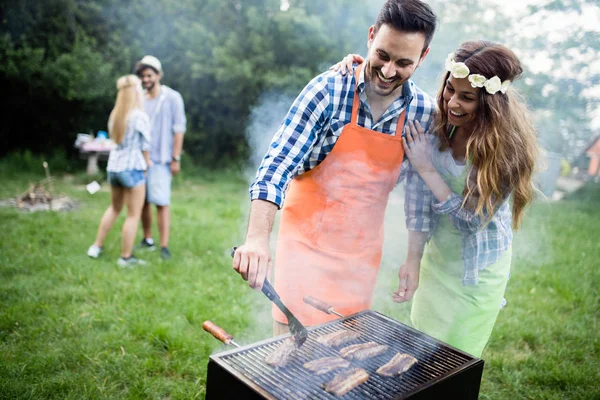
[{"left": 1, "top": 0, "right": 598, "bottom": 170}]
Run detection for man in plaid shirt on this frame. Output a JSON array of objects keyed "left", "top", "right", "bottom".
[{"left": 233, "top": 0, "right": 437, "bottom": 331}]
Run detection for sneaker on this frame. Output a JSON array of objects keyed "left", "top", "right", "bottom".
[
  {"left": 138, "top": 238, "right": 156, "bottom": 251},
  {"left": 117, "top": 256, "right": 147, "bottom": 268},
  {"left": 160, "top": 247, "right": 171, "bottom": 260},
  {"left": 87, "top": 245, "right": 103, "bottom": 259}
]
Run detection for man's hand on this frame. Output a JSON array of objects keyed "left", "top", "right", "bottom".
[
  {"left": 232, "top": 239, "right": 272, "bottom": 290},
  {"left": 170, "top": 160, "right": 180, "bottom": 176},
  {"left": 392, "top": 259, "right": 421, "bottom": 303},
  {"left": 144, "top": 160, "right": 152, "bottom": 176}
]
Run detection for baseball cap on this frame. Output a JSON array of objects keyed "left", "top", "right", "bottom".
[{"left": 135, "top": 55, "right": 163, "bottom": 76}]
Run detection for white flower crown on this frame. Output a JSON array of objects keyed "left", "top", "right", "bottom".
[{"left": 444, "top": 52, "right": 511, "bottom": 95}]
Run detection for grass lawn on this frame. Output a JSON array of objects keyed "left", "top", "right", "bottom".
[{"left": 1, "top": 168, "right": 598, "bottom": 399}]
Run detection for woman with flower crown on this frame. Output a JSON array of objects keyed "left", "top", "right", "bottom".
[{"left": 332, "top": 41, "right": 539, "bottom": 357}]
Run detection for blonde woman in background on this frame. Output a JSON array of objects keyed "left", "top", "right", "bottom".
[{"left": 87, "top": 75, "right": 151, "bottom": 267}]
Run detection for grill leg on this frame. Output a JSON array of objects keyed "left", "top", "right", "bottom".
[{"left": 206, "top": 359, "right": 268, "bottom": 400}]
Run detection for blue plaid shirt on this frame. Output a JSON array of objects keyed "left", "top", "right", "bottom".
[
  {"left": 250, "top": 65, "right": 436, "bottom": 233},
  {"left": 431, "top": 184, "right": 513, "bottom": 286},
  {"left": 427, "top": 136, "right": 513, "bottom": 285}
]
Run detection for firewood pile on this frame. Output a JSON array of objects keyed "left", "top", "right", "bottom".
[
  {"left": 18, "top": 180, "right": 52, "bottom": 207},
  {"left": 6, "top": 179, "right": 76, "bottom": 212},
  {"left": 0, "top": 162, "right": 76, "bottom": 212}
]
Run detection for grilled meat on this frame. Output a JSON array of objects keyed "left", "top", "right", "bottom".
[
  {"left": 324, "top": 367, "right": 369, "bottom": 396},
  {"left": 264, "top": 338, "right": 297, "bottom": 367},
  {"left": 376, "top": 352, "right": 418, "bottom": 377},
  {"left": 303, "top": 356, "right": 350, "bottom": 375},
  {"left": 316, "top": 329, "right": 361, "bottom": 347},
  {"left": 339, "top": 341, "right": 389, "bottom": 360}
]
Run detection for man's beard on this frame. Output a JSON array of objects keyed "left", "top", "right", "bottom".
[
  {"left": 366, "top": 65, "right": 405, "bottom": 97},
  {"left": 144, "top": 82, "right": 156, "bottom": 92}
]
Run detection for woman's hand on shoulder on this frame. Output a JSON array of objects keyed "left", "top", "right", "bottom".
[
  {"left": 329, "top": 54, "right": 365, "bottom": 75},
  {"left": 403, "top": 121, "right": 436, "bottom": 174}
]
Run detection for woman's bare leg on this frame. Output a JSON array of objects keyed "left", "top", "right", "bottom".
[
  {"left": 121, "top": 183, "right": 146, "bottom": 258},
  {"left": 93, "top": 186, "right": 125, "bottom": 247}
]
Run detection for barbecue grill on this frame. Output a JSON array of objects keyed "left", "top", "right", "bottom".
[{"left": 206, "top": 310, "right": 483, "bottom": 399}]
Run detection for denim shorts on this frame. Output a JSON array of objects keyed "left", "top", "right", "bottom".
[
  {"left": 146, "top": 163, "right": 172, "bottom": 206},
  {"left": 108, "top": 170, "right": 146, "bottom": 188}
]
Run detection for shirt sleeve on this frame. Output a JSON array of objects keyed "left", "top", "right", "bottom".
[
  {"left": 432, "top": 191, "right": 501, "bottom": 234},
  {"left": 171, "top": 92, "right": 187, "bottom": 134},
  {"left": 249, "top": 75, "right": 330, "bottom": 208},
  {"left": 397, "top": 87, "right": 435, "bottom": 185},
  {"left": 403, "top": 158, "right": 434, "bottom": 232},
  {"left": 401, "top": 88, "right": 436, "bottom": 232},
  {"left": 432, "top": 193, "right": 482, "bottom": 233},
  {"left": 133, "top": 111, "right": 151, "bottom": 151},
  {"left": 431, "top": 165, "right": 508, "bottom": 233}
]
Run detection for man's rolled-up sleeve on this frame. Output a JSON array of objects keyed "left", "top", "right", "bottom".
[
  {"left": 403, "top": 158, "right": 434, "bottom": 232},
  {"left": 249, "top": 75, "right": 330, "bottom": 209},
  {"left": 136, "top": 112, "right": 152, "bottom": 151},
  {"left": 172, "top": 92, "right": 186, "bottom": 133}
]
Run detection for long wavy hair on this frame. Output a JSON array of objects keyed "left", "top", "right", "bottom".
[
  {"left": 109, "top": 75, "right": 143, "bottom": 144},
  {"left": 433, "top": 41, "right": 539, "bottom": 229}
]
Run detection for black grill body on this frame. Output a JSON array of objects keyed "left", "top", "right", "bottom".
[{"left": 206, "top": 311, "right": 484, "bottom": 399}]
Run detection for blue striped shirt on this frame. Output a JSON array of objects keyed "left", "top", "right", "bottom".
[
  {"left": 107, "top": 109, "right": 151, "bottom": 172},
  {"left": 146, "top": 86, "right": 186, "bottom": 164},
  {"left": 250, "top": 65, "right": 436, "bottom": 232}
]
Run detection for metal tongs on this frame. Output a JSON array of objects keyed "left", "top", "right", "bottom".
[{"left": 231, "top": 247, "right": 308, "bottom": 348}]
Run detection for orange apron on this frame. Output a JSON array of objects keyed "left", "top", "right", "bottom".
[{"left": 273, "top": 64, "right": 406, "bottom": 326}]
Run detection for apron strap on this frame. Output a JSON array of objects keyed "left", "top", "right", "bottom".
[
  {"left": 351, "top": 63, "right": 406, "bottom": 137},
  {"left": 350, "top": 64, "right": 363, "bottom": 126}
]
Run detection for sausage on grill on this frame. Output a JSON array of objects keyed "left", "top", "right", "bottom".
[
  {"left": 339, "top": 341, "right": 389, "bottom": 360},
  {"left": 376, "top": 353, "right": 418, "bottom": 376},
  {"left": 264, "top": 338, "right": 297, "bottom": 367},
  {"left": 324, "top": 368, "right": 369, "bottom": 396},
  {"left": 303, "top": 356, "right": 350, "bottom": 375},
  {"left": 316, "top": 329, "right": 361, "bottom": 347}
]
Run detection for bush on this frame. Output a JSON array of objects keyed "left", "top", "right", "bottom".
[{"left": 0, "top": 149, "right": 74, "bottom": 177}]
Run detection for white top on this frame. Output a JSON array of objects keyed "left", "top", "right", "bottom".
[
  {"left": 431, "top": 136, "right": 466, "bottom": 178},
  {"left": 107, "top": 109, "right": 151, "bottom": 172}
]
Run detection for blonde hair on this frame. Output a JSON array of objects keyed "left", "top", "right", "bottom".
[
  {"left": 109, "top": 75, "right": 143, "bottom": 144},
  {"left": 434, "top": 41, "right": 539, "bottom": 230}
]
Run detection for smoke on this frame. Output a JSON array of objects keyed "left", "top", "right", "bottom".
[
  {"left": 240, "top": 90, "right": 296, "bottom": 255},
  {"left": 246, "top": 92, "right": 296, "bottom": 177},
  {"left": 225, "top": 92, "right": 295, "bottom": 345},
  {"left": 374, "top": 185, "right": 410, "bottom": 312}
]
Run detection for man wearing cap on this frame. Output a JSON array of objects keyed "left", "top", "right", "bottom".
[{"left": 135, "top": 55, "right": 187, "bottom": 259}]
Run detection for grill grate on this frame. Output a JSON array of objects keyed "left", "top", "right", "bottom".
[{"left": 209, "top": 311, "right": 480, "bottom": 399}]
